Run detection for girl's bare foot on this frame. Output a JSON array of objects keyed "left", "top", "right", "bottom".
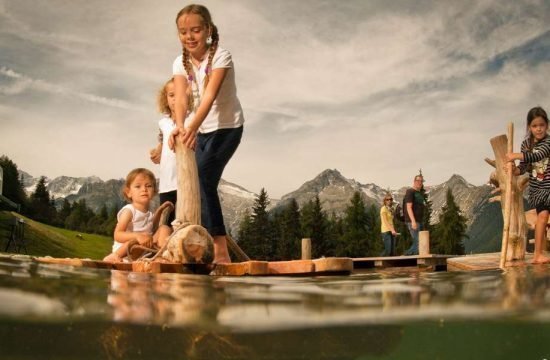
[
  {"left": 213, "top": 235, "right": 232, "bottom": 264},
  {"left": 532, "top": 255, "right": 550, "bottom": 264},
  {"left": 103, "top": 253, "right": 122, "bottom": 263}
]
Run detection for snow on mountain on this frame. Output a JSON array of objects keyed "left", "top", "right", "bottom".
[{"left": 18, "top": 169, "right": 501, "bottom": 253}]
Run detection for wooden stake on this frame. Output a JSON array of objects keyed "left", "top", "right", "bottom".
[
  {"left": 500, "top": 122, "right": 514, "bottom": 269},
  {"left": 175, "top": 142, "right": 201, "bottom": 225},
  {"left": 302, "top": 238, "right": 311, "bottom": 260},
  {"left": 226, "top": 235, "right": 250, "bottom": 262},
  {"left": 419, "top": 231, "right": 430, "bottom": 256}
]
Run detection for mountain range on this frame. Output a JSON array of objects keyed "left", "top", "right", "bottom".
[{"left": 21, "top": 169, "right": 504, "bottom": 254}]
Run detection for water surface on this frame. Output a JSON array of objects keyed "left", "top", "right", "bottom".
[{"left": 0, "top": 254, "right": 549, "bottom": 359}]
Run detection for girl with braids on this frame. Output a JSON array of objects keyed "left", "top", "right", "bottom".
[
  {"left": 507, "top": 106, "right": 550, "bottom": 264},
  {"left": 169, "top": 4, "right": 244, "bottom": 264}
]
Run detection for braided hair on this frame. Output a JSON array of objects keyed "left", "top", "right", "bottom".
[{"left": 176, "top": 4, "right": 219, "bottom": 112}]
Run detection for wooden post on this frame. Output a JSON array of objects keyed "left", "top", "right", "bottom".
[
  {"left": 419, "top": 231, "right": 430, "bottom": 256},
  {"left": 175, "top": 142, "right": 201, "bottom": 225},
  {"left": 155, "top": 142, "right": 213, "bottom": 264},
  {"left": 500, "top": 122, "right": 514, "bottom": 269},
  {"left": 487, "top": 123, "right": 527, "bottom": 266},
  {"left": 226, "top": 235, "right": 250, "bottom": 262},
  {"left": 301, "top": 238, "right": 311, "bottom": 260}
]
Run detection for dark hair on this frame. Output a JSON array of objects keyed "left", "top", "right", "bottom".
[{"left": 526, "top": 106, "right": 549, "bottom": 149}]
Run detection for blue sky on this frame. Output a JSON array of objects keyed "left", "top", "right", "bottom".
[{"left": 1, "top": 0, "right": 549, "bottom": 197}]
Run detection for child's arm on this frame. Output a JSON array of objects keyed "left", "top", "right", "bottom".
[
  {"left": 508, "top": 140, "right": 550, "bottom": 164},
  {"left": 150, "top": 142, "right": 162, "bottom": 164},
  {"left": 181, "top": 68, "right": 228, "bottom": 149},
  {"left": 114, "top": 209, "right": 153, "bottom": 247},
  {"left": 169, "top": 75, "right": 190, "bottom": 150}
]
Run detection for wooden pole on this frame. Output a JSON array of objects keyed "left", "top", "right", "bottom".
[
  {"left": 500, "top": 122, "right": 514, "bottom": 269},
  {"left": 226, "top": 235, "right": 250, "bottom": 262},
  {"left": 301, "top": 238, "right": 311, "bottom": 260},
  {"left": 175, "top": 142, "right": 201, "bottom": 225},
  {"left": 419, "top": 231, "right": 430, "bottom": 256}
]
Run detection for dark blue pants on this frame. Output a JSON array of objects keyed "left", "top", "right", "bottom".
[
  {"left": 380, "top": 231, "right": 395, "bottom": 256},
  {"left": 159, "top": 190, "right": 177, "bottom": 225},
  {"left": 195, "top": 126, "right": 243, "bottom": 236},
  {"left": 405, "top": 222, "right": 423, "bottom": 255}
]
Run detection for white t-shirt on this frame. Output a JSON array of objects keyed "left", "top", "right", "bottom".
[
  {"left": 158, "top": 115, "right": 177, "bottom": 193},
  {"left": 172, "top": 46, "right": 244, "bottom": 133},
  {"left": 112, "top": 204, "right": 153, "bottom": 253}
]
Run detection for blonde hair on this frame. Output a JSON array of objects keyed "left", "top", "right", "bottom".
[
  {"left": 157, "top": 78, "right": 174, "bottom": 116},
  {"left": 122, "top": 168, "right": 157, "bottom": 201},
  {"left": 176, "top": 4, "right": 219, "bottom": 112},
  {"left": 382, "top": 194, "right": 393, "bottom": 205}
]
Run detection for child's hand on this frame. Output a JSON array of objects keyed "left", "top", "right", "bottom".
[
  {"left": 136, "top": 233, "right": 154, "bottom": 248},
  {"left": 505, "top": 152, "right": 522, "bottom": 162},
  {"left": 168, "top": 127, "right": 183, "bottom": 151},
  {"left": 182, "top": 127, "right": 197, "bottom": 150},
  {"left": 150, "top": 146, "right": 161, "bottom": 164}
]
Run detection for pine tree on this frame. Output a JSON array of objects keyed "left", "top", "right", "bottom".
[
  {"left": 0, "top": 155, "right": 27, "bottom": 210},
  {"left": 366, "top": 204, "right": 383, "bottom": 256},
  {"left": 418, "top": 169, "right": 433, "bottom": 231},
  {"left": 236, "top": 209, "right": 255, "bottom": 256},
  {"left": 29, "top": 176, "right": 56, "bottom": 224},
  {"left": 336, "top": 192, "right": 369, "bottom": 257},
  {"left": 236, "top": 188, "right": 276, "bottom": 260},
  {"left": 432, "top": 188, "right": 467, "bottom": 255},
  {"left": 274, "top": 198, "right": 301, "bottom": 260},
  {"left": 301, "top": 195, "right": 330, "bottom": 258}
]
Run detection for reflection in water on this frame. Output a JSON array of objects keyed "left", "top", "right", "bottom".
[{"left": 0, "top": 254, "right": 550, "bottom": 359}]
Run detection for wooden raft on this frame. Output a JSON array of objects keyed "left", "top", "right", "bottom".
[
  {"left": 353, "top": 254, "right": 453, "bottom": 271},
  {"left": 447, "top": 252, "right": 534, "bottom": 271},
  {"left": 32, "top": 256, "right": 353, "bottom": 276}
]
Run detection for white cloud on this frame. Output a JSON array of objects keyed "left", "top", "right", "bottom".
[{"left": 1, "top": 0, "right": 550, "bottom": 198}]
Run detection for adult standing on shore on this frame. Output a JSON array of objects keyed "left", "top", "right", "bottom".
[
  {"left": 404, "top": 174, "right": 426, "bottom": 255},
  {"left": 380, "top": 194, "right": 397, "bottom": 256}
]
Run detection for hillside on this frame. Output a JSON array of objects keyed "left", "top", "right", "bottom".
[
  {"left": 0, "top": 211, "right": 111, "bottom": 260},
  {"left": 20, "top": 169, "right": 511, "bottom": 254}
]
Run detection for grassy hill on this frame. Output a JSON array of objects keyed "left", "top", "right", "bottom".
[{"left": 0, "top": 211, "right": 112, "bottom": 260}]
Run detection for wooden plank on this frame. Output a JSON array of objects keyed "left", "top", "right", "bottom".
[
  {"left": 35, "top": 257, "right": 133, "bottom": 270},
  {"left": 447, "top": 252, "right": 534, "bottom": 271},
  {"left": 211, "top": 261, "right": 269, "bottom": 276},
  {"left": 268, "top": 260, "right": 315, "bottom": 275},
  {"left": 131, "top": 261, "right": 200, "bottom": 274}
]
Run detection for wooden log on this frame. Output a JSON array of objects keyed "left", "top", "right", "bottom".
[
  {"left": 419, "top": 231, "right": 430, "bottom": 256},
  {"left": 226, "top": 235, "right": 250, "bottom": 262},
  {"left": 489, "top": 127, "right": 527, "bottom": 264},
  {"left": 312, "top": 257, "right": 353, "bottom": 273},
  {"left": 500, "top": 122, "right": 514, "bottom": 269},
  {"left": 159, "top": 224, "right": 214, "bottom": 264},
  {"left": 268, "top": 260, "right": 315, "bottom": 274},
  {"left": 175, "top": 141, "right": 201, "bottom": 225},
  {"left": 301, "top": 238, "right": 311, "bottom": 260},
  {"left": 211, "top": 261, "right": 269, "bottom": 276},
  {"left": 485, "top": 158, "right": 496, "bottom": 168},
  {"left": 132, "top": 261, "right": 194, "bottom": 274}
]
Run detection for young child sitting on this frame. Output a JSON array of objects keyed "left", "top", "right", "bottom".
[{"left": 103, "top": 168, "right": 173, "bottom": 262}]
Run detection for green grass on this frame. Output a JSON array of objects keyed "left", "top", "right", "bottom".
[{"left": 0, "top": 210, "right": 112, "bottom": 260}]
